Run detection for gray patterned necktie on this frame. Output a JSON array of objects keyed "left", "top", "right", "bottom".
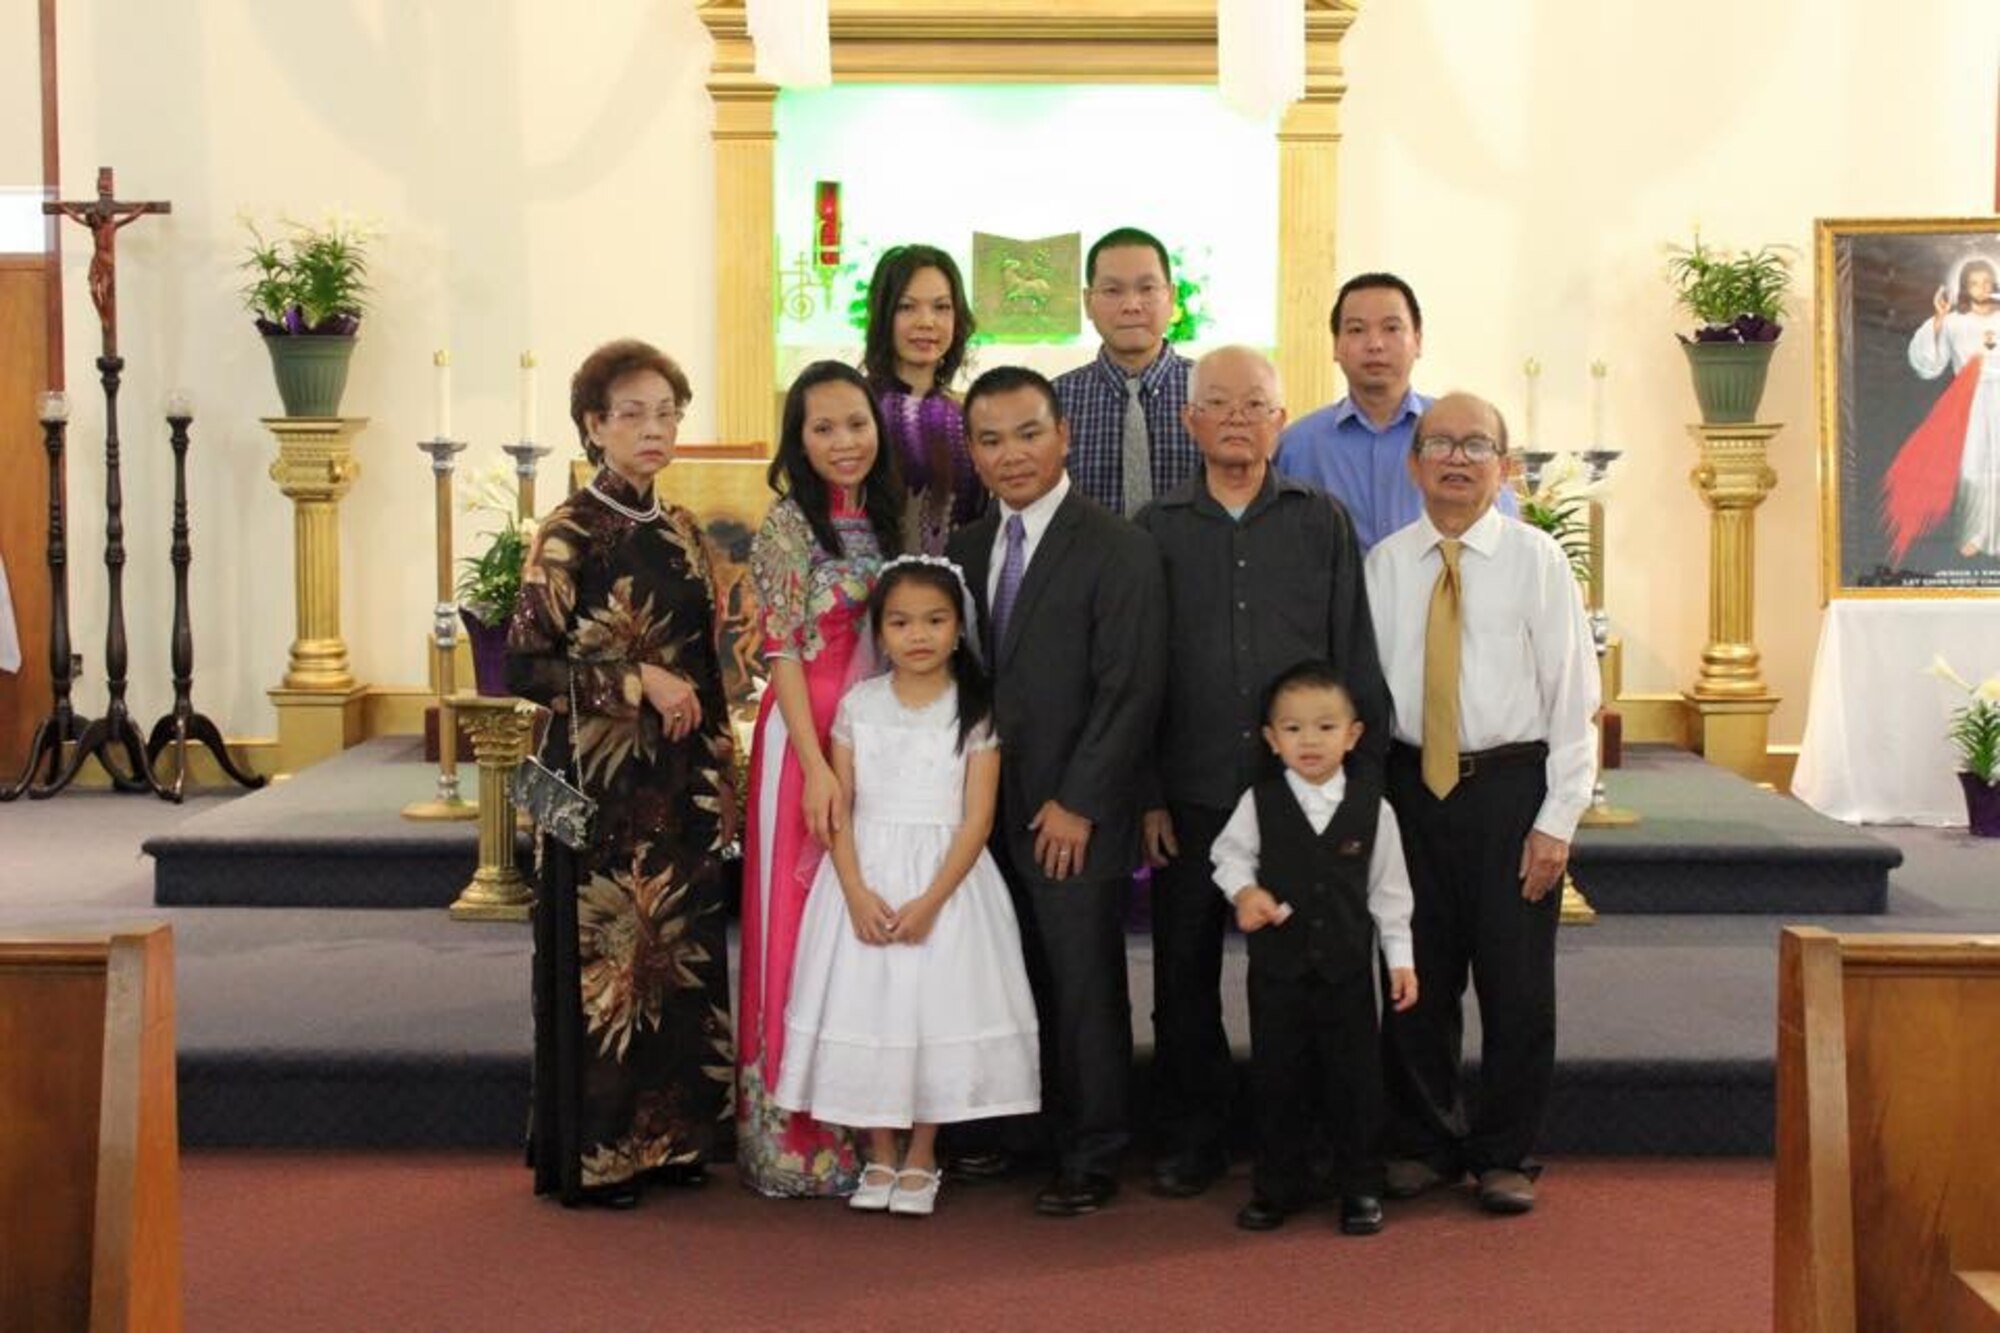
[{"left": 1122, "top": 376, "right": 1152, "bottom": 515}]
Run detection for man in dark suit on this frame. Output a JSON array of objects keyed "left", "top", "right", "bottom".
[{"left": 947, "top": 365, "right": 1168, "bottom": 1217}]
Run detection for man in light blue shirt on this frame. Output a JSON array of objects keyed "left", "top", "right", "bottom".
[{"left": 1277, "top": 272, "right": 1514, "bottom": 550}]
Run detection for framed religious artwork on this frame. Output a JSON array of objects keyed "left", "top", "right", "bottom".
[
  {"left": 655, "top": 458, "right": 775, "bottom": 709},
  {"left": 1816, "top": 217, "right": 2000, "bottom": 598}
]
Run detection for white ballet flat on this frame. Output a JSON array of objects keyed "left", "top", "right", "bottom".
[
  {"left": 889, "top": 1167, "right": 941, "bottom": 1217},
  {"left": 849, "top": 1163, "right": 897, "bottom": 1211}
]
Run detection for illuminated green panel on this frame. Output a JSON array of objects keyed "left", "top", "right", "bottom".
[{"left": 772, "top": 84, "right": 1278, "bottom": 363}]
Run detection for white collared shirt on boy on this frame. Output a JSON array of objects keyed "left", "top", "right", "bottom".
[{"left": 1209, "top": 767, "right": 1416, "bottom": 971}]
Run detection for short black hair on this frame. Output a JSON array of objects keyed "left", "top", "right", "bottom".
[
  {"left": 962, "top": 364, "right": 1065, "bottom": 428},
  {"left": 1262, "top": 659, "right": 1356, "bottom": 722},
  {"left": 1086, "top": 228, "right": 1173, "bottom": 287},
  {"left": 1329, "top": 272, "right": 1423, "bottom": 336}
]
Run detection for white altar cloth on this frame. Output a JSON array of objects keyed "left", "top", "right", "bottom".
[{"left": 1792, "top": 598, "right": 2000, "bottom": 825}]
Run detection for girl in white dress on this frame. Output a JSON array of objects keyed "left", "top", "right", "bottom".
[{"left": 773, "top": 555, "right": 1040, "bottom": 1217}]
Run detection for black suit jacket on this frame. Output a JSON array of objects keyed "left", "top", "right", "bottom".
[{"left": 948, "top": 488, "right": 1168, "bottom": 882}]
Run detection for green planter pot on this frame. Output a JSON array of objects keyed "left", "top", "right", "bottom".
[
  {"left": 263, "top": 334, "right": 358, "bottom": 417},
  {"left": 1680, "top": 339, "right": 1776, "bottom": 425}
]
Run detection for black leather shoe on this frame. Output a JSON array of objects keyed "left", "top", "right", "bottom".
[
  {"left": 653, "top": 1162, "right": 707, "bottom": 1189},
  {"left": 1149, "top": 1150, "right": 1227, "bottom": 1198},
  {"left": 949, "top": 1150, "right": 1015, "bottom": 1181},
  {"left": 1339, "top": 1195, "right": 1385, "bottom": 1235},
  {"left": 1476, "top": 1168, "right": 1535, "bottom": 1215},
  {"left": 1034, "top": 1173, "right": 1117, "bottom": 1217},
  {"left": 573, "top": 1184, "right": 642, "bottom": 1210},
  {"left": 1235, "top": 1197, "right": 1294, "bottom": 1232}
]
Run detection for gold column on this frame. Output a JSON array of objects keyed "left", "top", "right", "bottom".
[
  {"left": 265, "top": 417, "right": 368, "bottom": 775},
  {"left": 1685, "top": 421, "right": 1781, "bottom": 779},
  {"left": 449, "top": 694, "right": 537, "bottom": 922},
  {"left": 711, "top": 80, "right": 778, "bottom": 446},
  {"left": 1276, "top": 90, "right": 1344, "bottom": 416}
]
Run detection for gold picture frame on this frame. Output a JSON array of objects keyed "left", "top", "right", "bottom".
[{"left": 1816, "top": 216, "right": 2000, "bottom": 599}]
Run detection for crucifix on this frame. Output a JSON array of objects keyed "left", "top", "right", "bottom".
[
  {"left": 32, "top": 166, "right": 174, "bottom": 797},
  {"left": 45, "top": 167, "right": 171, "bottom": 359}
]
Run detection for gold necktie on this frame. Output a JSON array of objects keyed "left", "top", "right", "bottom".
[{"left": 1422, "top": 538, "right": 1463, "bottom": 799}]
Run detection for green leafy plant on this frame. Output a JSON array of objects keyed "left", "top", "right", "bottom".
[
  {"left": 1928, "top": 657, "right": 2000, "bottom": 784},
  {"left": 1664, "top": 230, "right": 1793, "bottom": 343},
  {"left": 239, "top": 215, "right": 375, "bottom": 335},
  {"left": 1517, "top": 454, "right": 1595, "bottom": 584},
  {"left": 455, "top": 464, "right": 535, "bottom": 626},
  {"left": 1166, "top": 249, "right": 1211, "bottom": 345}
]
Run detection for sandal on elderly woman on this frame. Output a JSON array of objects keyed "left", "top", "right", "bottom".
[
  {"left": 850, "top": 1163, "right": 899, "bottom": 1211},
  {"left": 889, "top": 1167, "right": 942, "bottom": 1217}
]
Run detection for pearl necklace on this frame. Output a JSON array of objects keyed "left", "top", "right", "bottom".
[{"left": 587, "top": 481, "right": 662, "bottom": 523}]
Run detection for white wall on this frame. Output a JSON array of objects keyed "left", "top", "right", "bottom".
[
  {"left": 1337, "top": 0, "right": 2000, "bottom": 739},
  {"left": 45, "top": 0, "right": 2000, "bottom": 743}
]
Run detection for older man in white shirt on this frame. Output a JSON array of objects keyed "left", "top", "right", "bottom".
[{"left": 1364, "top": 391, "right": 1598, "bottom": 1216}]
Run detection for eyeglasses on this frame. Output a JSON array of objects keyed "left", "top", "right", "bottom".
[
  {"left": 1191, "top": 397, "right": 1279, "bottom": 422},
  {"left": 1415, "top": 434, "right": 1502, "bottom": 462},
  {"left": 1088, "top": 280, "right": 1170, "bottom": 304},
  {"left": 608, "top": 403, "right": 685, "bottom": 428}
]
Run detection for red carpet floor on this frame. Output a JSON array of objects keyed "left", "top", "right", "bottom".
[{"left": 183, "top": 1153, "right": 1772, "bottom": 1331}]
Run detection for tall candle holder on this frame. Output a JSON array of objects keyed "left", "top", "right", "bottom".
[
  {"left": 146, "top": 398, "right": 268, "bottom": 800},
  {"left": 37, "top": 355, "right": 167, "bottom": 798},
  {"left": 1, "top": 395, "right": 92, "bottom": 800},
  {"left": 404, "top": 436, "right": 476, "bottom": 821},
  {"left": 503, "top": 440, "right": 552, "bottom": 522},
  {"left": 1576, "top": 448, "right": 1639, "bottom": 830}
]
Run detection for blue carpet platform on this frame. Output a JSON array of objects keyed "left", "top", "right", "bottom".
[
  {"left": 8, "top": 745, "right": 1986, "bottom": 1159},
  {"left": 146, "top": 740, "right": 1903, "bottom": 915}
]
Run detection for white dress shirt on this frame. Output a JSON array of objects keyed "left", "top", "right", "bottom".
[
  {"left": 1209, "top": 768, "right": 1416, "bottom": 972},
  {"left": 986, "top": 471, "right": 1072, "bottom": 607},
  {"left": 1365, "top": 504, "right": 1599, "bottom": 841}
]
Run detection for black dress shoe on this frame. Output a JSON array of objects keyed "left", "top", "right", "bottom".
[
  {"left": 1339, "top": 1195, "right": 1384, "bottom": 1235},
  {"left": 572, "top": 1184, "right": 642, "bottom": 1210},
  {"left": 1235, "top": 1197, "right": 1294, "bottom": 1232},
  {"left": 1149, "top": 1150, "right": 1227, "bottom": 1198},
  {"left": 949, "top": 1150, "right": 1015, "bottom": 1181},
  {"left": 1034, "top": 1173, "right": 1117, "bottom": 1217},
  {"left": 653, "top": 1162, "right": 707, "bottom": 1189}
]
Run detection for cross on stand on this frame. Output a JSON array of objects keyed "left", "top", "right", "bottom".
[{"left": 31, "top": 167, "right": 173, "bottom": 797}]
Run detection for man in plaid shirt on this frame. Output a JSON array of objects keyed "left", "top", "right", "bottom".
[{"left": 1053, "top": 228, "right": 1200, "bottom": 518}]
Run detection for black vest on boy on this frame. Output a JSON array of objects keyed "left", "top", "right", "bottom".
[{"left": 1247, "top": 770, "right": 1381, "bottom": 982}]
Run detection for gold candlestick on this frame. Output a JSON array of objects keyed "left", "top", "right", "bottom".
[
  {"left": 448, "top": 693, "right": 537, "bottom": 921},
  {"left": 1559, "top": 872, "right": 1598, "bottom": 925},
  {"left": 405, "top": 437, "right": 476, "bottom": 820},
  {"left": 503, "top": 440, "right": 552, "bottom": 522}
]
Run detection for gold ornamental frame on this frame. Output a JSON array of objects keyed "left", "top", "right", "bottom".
[
  {"left": 697, "top": 0, "right": 1362, "bottom": 448},
  {"left": 1815, "top": 215, "right": 2000, "bottom": 601}
]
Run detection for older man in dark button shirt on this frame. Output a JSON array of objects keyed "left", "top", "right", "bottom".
[{"left": 1133, "top": 344, "right": 1389, "bottom": 1199}]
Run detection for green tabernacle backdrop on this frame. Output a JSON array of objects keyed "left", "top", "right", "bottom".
[{"left": 772, "top": 84, "right": 1280, "bottom": 380}]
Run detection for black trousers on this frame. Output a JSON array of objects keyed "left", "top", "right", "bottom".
[
  {"left": 996, "top": 831, "right": 1133, "bottom": 1180},
  {"left": 1148, "top": 801, "right": 1236, "bottom": 1159},
  {"left": 1382, "top": 745, "right": 1558, "bottom": 1175},
  {"left": 1248, "top": 963, "right": 1384, "bottom": 1203}
]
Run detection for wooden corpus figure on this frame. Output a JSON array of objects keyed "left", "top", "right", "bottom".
[
  {"left": 38, "top": 167, "right": 172, "bottom": 798},
  {"left": 44, "top": 167, "right": 169, "bottom": 359}
]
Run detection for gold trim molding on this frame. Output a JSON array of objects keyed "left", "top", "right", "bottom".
[{"left": 697, "top": 1, "right": 1362, "bottom": 444}]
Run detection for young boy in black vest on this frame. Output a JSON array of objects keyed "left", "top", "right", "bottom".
[{"left": 1210, "top": 660, "right": 1419, "bottom": 1234}]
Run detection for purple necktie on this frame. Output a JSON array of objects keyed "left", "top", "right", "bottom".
[{"left": 991, "top": 513, "right": 1027, "bottom": 645}]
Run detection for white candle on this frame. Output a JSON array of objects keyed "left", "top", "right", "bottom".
[
  {"left": 1522, "top": 357, "right": 1542, "bottom": 449},
  {"left": 1589, "top": 360, "right": 1608, "bottom": 449},
  {"left": 433, "top": 349, "right": 452, "bottom": 440},
  {"left": 518, "top": 351, "right": 538, "bottom": 442}
]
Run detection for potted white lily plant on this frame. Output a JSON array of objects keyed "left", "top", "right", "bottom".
[
  {"left": 1927, "top": 656, "right": 2000, "bottom": 836},
  {"left": 455, "top": 463, "right": 536, "bottom": 696}
]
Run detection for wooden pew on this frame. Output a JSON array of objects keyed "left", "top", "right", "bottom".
[
  {"left": 0, "top": 925, "right": 181, "bottom": 1332},
  {"left": 1776, "top": 927, "right": 2000, "bottom": 1333}
]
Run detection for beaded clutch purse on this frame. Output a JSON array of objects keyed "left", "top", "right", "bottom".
[{"left": 512, "top": 662, "right": 596, "bottom": 851}]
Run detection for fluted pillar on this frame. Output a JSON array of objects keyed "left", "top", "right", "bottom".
[
  {"left": 265, "top": 417, "right": 368, "bottom": 774},
  {"left": 1685, "top": 421, "right": 1781, "bottom": 780}
]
